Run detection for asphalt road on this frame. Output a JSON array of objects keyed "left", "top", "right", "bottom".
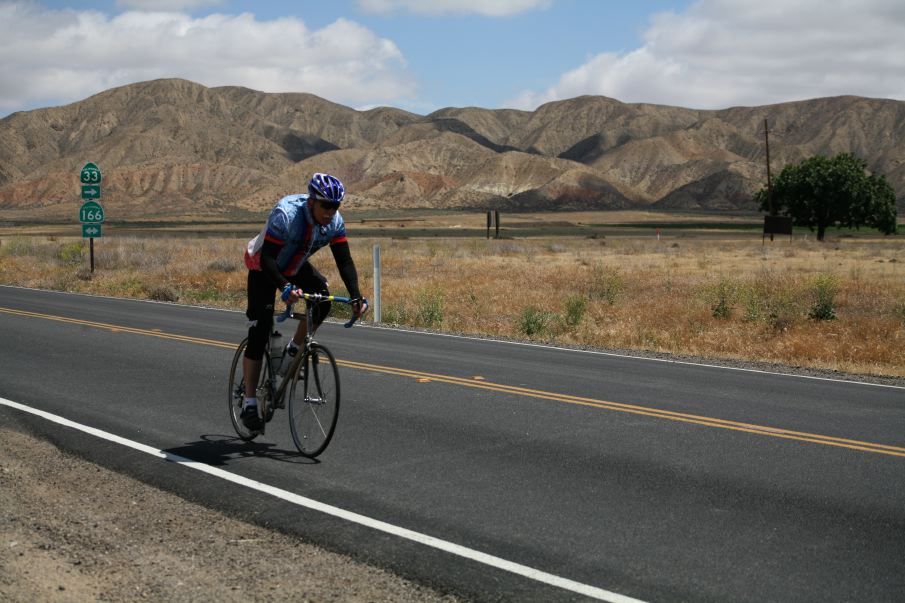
[{"left": 1, "top": 285, "right": 904, "bottom": 602}]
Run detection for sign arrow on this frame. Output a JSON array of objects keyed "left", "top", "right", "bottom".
[
  {"left": 81, "top": 185, "right": 101, "bottom": 200},
  {"left": 81, "top": 223, "right": 103, "bottom": 238}
]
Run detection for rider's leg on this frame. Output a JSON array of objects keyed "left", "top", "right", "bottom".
[
  {"left": 243, "top": 357, "right": 262, "bottom": 398},
  {"left": 290, "top": 263, "right": 331, "bottom": 345},
  {"left": 244, "top": 270, "right": 275, "bottom": 399},
  {"left": 291, "top": 318, "right": 308, "bottom": 348}
]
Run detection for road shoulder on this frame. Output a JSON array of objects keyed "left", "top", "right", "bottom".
[{"left": 0, "top": 427, "right": 461, "bottom": 602}]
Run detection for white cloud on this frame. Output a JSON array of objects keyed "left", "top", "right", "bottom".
[
  {"left": 509, "top": 0, "right": 905, "bottom": 110},
  {"left": 0, "top": 2, "right": 415, "bottom": 115},
  {"left": 116, "top": 0, "right": 225, "bottom": 10},
  {"left": 357, "top": 0, "right": 551, "bottom": 17}
]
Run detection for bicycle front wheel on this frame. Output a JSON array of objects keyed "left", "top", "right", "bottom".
[{"left": 288, "top": 343, "right": 340, "bottom": 457}]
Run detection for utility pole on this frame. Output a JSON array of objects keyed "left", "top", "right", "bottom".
[
  {"left": 764, "top": 118, "right": 774, "bottom": 241},
  {"left": 764, "top": 118, "right": 774, "bottom": 216}
]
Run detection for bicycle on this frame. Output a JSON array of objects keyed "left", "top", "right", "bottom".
[{"left": 227, "top": 293, "right": 364, "bottom": 458}]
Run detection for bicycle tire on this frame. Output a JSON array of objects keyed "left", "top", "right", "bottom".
[
  {"left": 288, "top": 342, "right": 340, "bottom": 457},
  {"left": 227, "top": 338, "right": 272, "bottom": 440}
]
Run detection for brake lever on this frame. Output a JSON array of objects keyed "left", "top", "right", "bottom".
[
  {"left": 276, "top": 303, "right": 293, "bottom": 323},
  {"left": 344, "top": 297, "right": 368, "bottom": 328}
]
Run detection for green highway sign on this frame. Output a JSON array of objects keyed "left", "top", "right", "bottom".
[
  {"left": 82, "top": 224, "right": 102, "bottom": 238},
  {"left": 78, "top": 164, "right": 104, "bottom": 273},
  {"left": 79, "top": 201, "right": 105, "bottom": 223},
  {"left": 81, "top": 184, "right": 101, "bottom": 199},
  {"left": 80, "top": 162, "right": 102, "bottom": 184}
]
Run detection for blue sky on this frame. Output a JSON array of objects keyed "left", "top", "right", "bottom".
[{"left": 2, "top": 0, "right": 904, "bottom": 117}]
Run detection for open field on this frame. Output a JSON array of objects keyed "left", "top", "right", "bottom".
[
  {"left": 1, "top": 211, "right": 903, "bottom": 378},
  {"left": 4, "top": 209, "right": 901, "bottom": 239}
]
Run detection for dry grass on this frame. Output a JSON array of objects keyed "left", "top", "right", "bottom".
[{"left": 1, "top": 232, "right": 904, "bottom": 378}]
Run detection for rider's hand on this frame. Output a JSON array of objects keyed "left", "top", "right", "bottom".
[
  {"left": 351, "top": 298, "right": 369, "bottom": 318},
  {"left": 281, "top": 283, "right": 302, "bottom": 304}
]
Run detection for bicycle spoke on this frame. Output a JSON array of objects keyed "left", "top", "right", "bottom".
[{"left": 302, "top": 397, "right": 328, "bottom": 438}]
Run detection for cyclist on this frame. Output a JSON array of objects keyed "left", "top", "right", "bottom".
[{"left": 240, "top": 173, "right": 368, "bottom": 431}]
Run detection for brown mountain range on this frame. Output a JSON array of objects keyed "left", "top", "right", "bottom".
[{"left": 0, "top": 78, "right": 902, "bottom": 221}]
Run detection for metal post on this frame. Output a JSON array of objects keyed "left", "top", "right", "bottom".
[
  {"left": 372, "top": 244, "right": 381, "bottom": 323},
  {"left": 486, "top": 211, "right": 492, "bottom": 239},
  {"left": 90, "top": 237, "right": 95, "bottom": 272},
  {"left": 495, "top": 210, "right": 500, "bottom": 239}
]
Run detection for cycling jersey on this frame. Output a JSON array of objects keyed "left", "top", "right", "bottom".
[{"left": 244, "top": 194, "right": 348, "bottom": 275}]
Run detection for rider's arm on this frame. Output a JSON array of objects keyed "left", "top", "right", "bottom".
[
  {"left": 260, "top": 240, "right": 290, "bottom": 290},
  {"left": 330, "top": 241, "right": 361, "bottom": 300}
]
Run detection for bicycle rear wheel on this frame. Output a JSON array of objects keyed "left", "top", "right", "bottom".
[
  {"left": 288, "top": 343, "right": 340, "bottom": 457},
  {"left": 227, "top": 338, "right": 272, "bottom": 440}
]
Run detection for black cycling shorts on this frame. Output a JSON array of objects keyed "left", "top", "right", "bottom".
[{"left": 244, "top": 262, "right": 331, "bottom": 360}]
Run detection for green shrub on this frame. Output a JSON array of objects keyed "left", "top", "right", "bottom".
[
  {"left": 589, "top": 265, "right": 623, "bottom": 304},
  {"left": 518, "top": 306, "right": 554, "bottom": 337},
  {"left": 110, "top": 275, "right": 144, "bottom": 297},
  {"left": 893, "top": 303, "right": 905, "bottom": 326},
  {"left": 56, "top": 241, "right": 84, "bottom": 266},
  {"left": 708, "top": 277, "right": 737, "bottom": 319},
  {"left": 739, "top": 282, "right": 767, "bottom": 322},
  {"left": 415, "top": 288, "right": 444, "bottom": 328},
  {"left": 738, "top": 279, "right": 802, "bottom": 331},
  {"left": 382, "top": 303, "right": 411, "bottom": 325},
  {"left": 808, "top": 273, "right": 838, "bottom": 321},
  {"left": 766, "top": 290, "right": 802, "bottom": 332},
  {"left": 1, "top": 237, "right": 36, "bottom": 258},
  {"left": 564, "top": 295, "right": 587, "bottom": 327}
]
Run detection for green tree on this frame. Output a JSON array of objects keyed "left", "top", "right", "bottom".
[{"left": 755, "top": 153, "right": 898, "bottom": 241}]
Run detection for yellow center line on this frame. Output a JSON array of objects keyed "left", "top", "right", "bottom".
[
  {"left": 3, "top": 305, "right": 904, "bottom": 458},
  {"left": 0, "top": 306, "right": 235, "bottom": 349},
  {"left": 337, "top": 359, "right": 905, "bottom": 456}
]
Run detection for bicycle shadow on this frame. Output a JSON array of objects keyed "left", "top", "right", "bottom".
[{"left": 164, "top": 434, "right": 319, "bottom": 466}]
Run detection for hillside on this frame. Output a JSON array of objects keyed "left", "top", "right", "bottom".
[{"left": 0, "top": 78, "right": 902, "bottom": 221}]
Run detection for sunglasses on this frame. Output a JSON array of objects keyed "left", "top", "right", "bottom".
[{"left": 315, "top": 198, "right": 341, "bottom": 210}]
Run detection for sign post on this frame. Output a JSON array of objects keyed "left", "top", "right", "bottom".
[{"left": 78, "top": 163, "right": 104, "bottom": 272}]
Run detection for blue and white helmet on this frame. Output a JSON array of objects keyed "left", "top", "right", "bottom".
[{"left": 308, "top": 173, "right": 345, "bottom": 206}]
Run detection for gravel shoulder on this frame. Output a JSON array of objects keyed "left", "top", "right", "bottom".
[{"left": 0, "top": 427, "right": 461, "bottom": 602}]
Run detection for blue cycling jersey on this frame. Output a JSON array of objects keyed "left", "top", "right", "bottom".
[{"left": 245, "top": 194, "right": 348, "bottom": 275}]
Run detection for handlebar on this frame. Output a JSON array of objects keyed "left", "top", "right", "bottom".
[{"left": 275, "top": 292, "right": 368, "bottom": 328}]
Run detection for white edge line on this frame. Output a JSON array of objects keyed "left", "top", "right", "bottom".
[
  {"left": 0, "top": 396, "right": 647, "bottom": 603},
  {"left": 353, "top": 323, "right": 905, "bottom": 390},
  {"left": 4, "top": 284, "right": 901, "bottom": 390}
]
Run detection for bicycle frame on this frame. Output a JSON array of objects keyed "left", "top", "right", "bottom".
[{"left": 262, "top": 293, "right": 361, "bottom": 416}]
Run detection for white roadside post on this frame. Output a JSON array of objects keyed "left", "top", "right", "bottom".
[{"left": 372, "top": 244, "right": 381, "bottom": 323}]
